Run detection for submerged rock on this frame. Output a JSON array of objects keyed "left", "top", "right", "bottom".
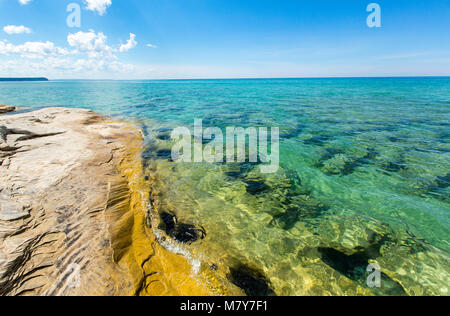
[
  {"left": 315, "top": 148, "right": 345, "bottom": 168},
  {"left": 224, "top": 161, "right": 260, "bottom": 180},
  {"left": 271, "top": 194, "right": 328, "bottom": 230},
  {"left": 304, "top": 135, "right": 332, "bottom": 146},
  {"left": 244, "top": 176, "right": 270, "bottom": 195},
  {"left": 435, "top": 173, "right": 450, "bottom": 189},
  {"left": 409, "top": 172, "right": 450, "bottom": 202},
  {"left": 142, "top": 145, "right": 174, "bottom": 163},
  {"left": 294, "top": 212, "right": 450, "bottom": 296},
  {"left": 317, "top": 229, "right": 388, "bottom": 281},
  {"left": 321, "top": 153, "right": 353, "bottom": 175},
  {"left": 319, "top": 147, "right": 379, "bottom": 176},
  {"left": 156, "top": 133, "right": 171, "bottom": 141},
  {"left": 228, "top": 263, "right": 275, "bottom": 296},
  {"left": 317, "top": 246, "right": 407, "bottom": 296},
  {"left": 382, "top": 160, "right": 408, "bottom": 173},
  {"left": 238, "top": 168, "right": 330, "bottom": 229},
  {"left": 280, "top": 124, "right": 304, "bottom": 140},
  {"left": 156, "top": 128, "right": 173, "bottom": 133},
  {"left": 159, "top": 211, "right": 206, "bottom": 244}
]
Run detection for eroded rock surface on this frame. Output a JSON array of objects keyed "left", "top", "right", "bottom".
[
  {"left": 0, "top": 108, "right": 144, "bottom": 296},
  {"left": 0, "top": 105, "right": 15, "bottom": 114}
]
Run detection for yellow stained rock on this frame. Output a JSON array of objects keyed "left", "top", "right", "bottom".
[{"left": 0, "top": 108, "right": 231, "bottom": 296}]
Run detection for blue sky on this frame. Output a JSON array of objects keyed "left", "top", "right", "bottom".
[{"left": 0, "top": 0, "right": 450, "bottom": 79}]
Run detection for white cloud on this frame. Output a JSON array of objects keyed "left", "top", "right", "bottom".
[
  {"left": 18, "top": 0, "right": 32, "bottom": 5},
  {"left": 119, "top": 33, "right": 137, "bottom": 52},
  {"left": 0, "top": 40, "right": 69, "bottom": 59},
  {"left": 146, "top": 43, "right": 158, "bottom": 48},
  {"left": 0, "top": 57, "right": 135, "bottom": 79},
  {"left": 70, "top": 58, "right": 134, "bottom": 73},
  {"left": 0, "top": 30, "right": 133, "bottom": 61},
  {"left": 3, "top": 25, "right": 32, "bottom": 35},
  {"left": 67, "top": 30, "right": 115, "bottom": 58},
  {"left": 84, "top": 0, "right": 112, "bottom": 16},
  {"left": 0, "top": 28, "right": 141, "bottom": 78}
]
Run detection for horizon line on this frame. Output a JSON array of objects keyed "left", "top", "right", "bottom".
[{"left": 45, "top": 75, "right": 450, "bottom": 81}]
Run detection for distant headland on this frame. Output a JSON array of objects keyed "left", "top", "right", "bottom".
[{"left": 0, "top": 77, "right": 49, "bottom": 82}]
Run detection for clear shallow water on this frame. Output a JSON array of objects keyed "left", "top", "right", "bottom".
[{"left": 1, "top": 78, "right": 449, "bottom": 295}]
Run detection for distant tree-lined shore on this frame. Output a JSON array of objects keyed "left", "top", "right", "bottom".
[{"left": 0, "top": 78, "right": 49, "bottom": 82}]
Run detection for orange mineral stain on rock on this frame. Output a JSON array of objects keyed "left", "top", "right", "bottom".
[{"left": 110, "top": 124, "right": 238, "bottom": 296}]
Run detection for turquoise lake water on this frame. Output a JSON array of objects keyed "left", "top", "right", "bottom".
[{"left": 1, "top": 78, "right": 449, "bottom": 295}]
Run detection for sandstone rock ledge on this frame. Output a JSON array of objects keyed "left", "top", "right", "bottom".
[
  {"left": 0, "top": 105, "right": 16, "bottom": 114},
  {"left": 0, "top": 108, "right": 217, "bottom": 296}
]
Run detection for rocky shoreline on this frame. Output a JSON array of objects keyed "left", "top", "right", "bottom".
[
  {"left": 0, "top": 105, "right": 16, "bottom": 114},
  {"left": 0, "top": 107, "right": 220, "bottom": 296}
]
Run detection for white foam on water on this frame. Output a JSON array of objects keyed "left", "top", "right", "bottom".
[{"left": 145, "top": 197, "right": 203, "bottom": 276}]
